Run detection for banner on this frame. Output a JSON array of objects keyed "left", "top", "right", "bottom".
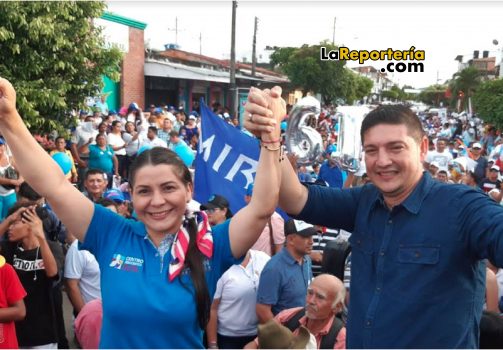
[{"left": 194, "top": 100, "right": 260, "bottom": 214}]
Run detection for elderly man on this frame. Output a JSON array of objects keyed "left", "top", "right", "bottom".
[{"left": 245, "top": 274, "right": 346, "bottom": 349}]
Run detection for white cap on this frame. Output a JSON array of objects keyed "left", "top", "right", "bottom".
[{"left": 472, "top": 142, "right": 482, "bottom": 149}]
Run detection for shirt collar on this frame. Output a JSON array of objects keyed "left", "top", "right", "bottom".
[
  {"left": 371, "top": 171, "right": 434, "bottom": 215},
  {"left": 298, "top": 312, "right": 336, "bottom": 337},
  {"left": 281, "top": 248, "right": 308, "bottom": 265}
]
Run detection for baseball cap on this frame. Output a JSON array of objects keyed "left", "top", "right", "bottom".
[
  {"left": 188, "top": 115, "right": 197, "bottom": 120},
  {"left": 430, "top": 161, "right": 440, "bottom": 169},
  {"left": 472, "top": 142, "right": 482, "bottom": 149},
  {"left": 200, "top": 194, "right": 230, "bottom": 211},
  {"left": 104, "top": 189, "right": 125, "bottom": 203},
  {"left": 284, "top": 219, "right": 317, "bottom": 237},
  {"left": 491, "top": 165, "right": 500, "bottom": 172}
]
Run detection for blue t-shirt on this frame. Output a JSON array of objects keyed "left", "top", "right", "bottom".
[
  {"left": 81, "top": 205, "right": 240, "bottom": 348},
  {"left": 88, "top": 144, "right": 114, "bottom": 173},
  {"left": 294, "top": 172, "right": 503, "bottom": 348},
  {"left": 256, "top": 248, "right": 312, "bottom": 315}
]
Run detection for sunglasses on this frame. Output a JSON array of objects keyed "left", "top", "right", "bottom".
[{"left": 205, "top": 208, "right": 221, "bottom": 214}]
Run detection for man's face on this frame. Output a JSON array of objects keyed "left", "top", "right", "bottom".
[
  {"left": 489, "top": 169, "right": 499, "bottom": 182},
  {"left": 436, "top": 140, "right": 446, "bottom": 152},
  {"left": 436, "top": 172, "right": 448, "bottom": 183},
  {"left": 363, "top": 124, "right": 427, "bottom": 203},
  {"left": 163, "top": 119, "right": 172, "bottom": 131},
  {"left": 290, "top": 234, "right": 313, "bottom": 256},
  {"left": 305, "top": 279, "right": 338, "bottom": 320},
  {"left": 84, "top": 174, "right": 107, "bottom": 196},
  {"left": 147, "top": 130, "right": 155, "bottom": 140},
  {"left": 472, "top": 147, "right": 481, "bottom": 156}
]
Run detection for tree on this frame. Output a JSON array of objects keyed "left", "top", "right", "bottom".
[
  {"left": 449, "top": 66, "right": 482, "bottom": 111},
  {"left": 418, "top": 84, "right": 449, "bottom": 107},
  {"left": 473, "top": 79, "right": 503, "bottom": 129},
  {"left": 270, "top": 41, "right": 369, "bottom": 105},
  {"left": 0, "top": 1, "right": 123, "bottom": 134}
]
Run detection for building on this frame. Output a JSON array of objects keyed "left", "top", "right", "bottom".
[
  {"left": 454, "top": 50, "right": 498, "bottom": 80},
  {"left": 351, "top": 66, "right": 394, "bottom": 102}
]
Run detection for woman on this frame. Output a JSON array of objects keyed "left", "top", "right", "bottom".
[
  {"left": 50, "top": 136, "right": 78, "bottom": 183},
  {"left": 207, "top": 249, "right": 270, "bottom": 349},
  {"left": 80, "top": 133, "right": 119, "bottom": 189},
  {"left": 0, "top": 78, "right": 283, "bottom": 348},
  {"left": 122, "top": 121, "right": 141, "bottom": 179},
  {"left": 107, "top": 121, "right": 127, "bottom": 178},
  {"left": 180, "top": 115, "right": 199, "bottom": 145},
  {"left": 0, "top": 139, "right": 22, "bottom": 220}
]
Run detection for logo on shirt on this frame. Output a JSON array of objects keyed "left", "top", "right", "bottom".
[
  {"left": 13, "top": 258, "right": 44, "bottom": 271},
  {"left": 109, "top": 253, "right": 144, "bottom": 272}
]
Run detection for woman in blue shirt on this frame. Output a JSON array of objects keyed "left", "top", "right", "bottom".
[
  {"left": 87, "top": 133, "right": 118, "bottom": 189},
  {"left": 0, "top": 78, "right": 284, "bottom": 348}
]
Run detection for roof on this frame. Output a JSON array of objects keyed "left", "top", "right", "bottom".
[
  {"left": 101, "top": 12, "right": 147, "bottom": 30},
  {"left": 144, "top": 59, "right": 288, "bottom": 84}
]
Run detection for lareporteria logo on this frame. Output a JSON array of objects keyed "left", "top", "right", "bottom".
[{"left": 109, "top": 253, "right": 144, "bottom": 272}]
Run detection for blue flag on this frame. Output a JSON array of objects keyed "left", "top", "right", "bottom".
[{"left": 194, "top": 101, "right": 260, "bottom": 214}]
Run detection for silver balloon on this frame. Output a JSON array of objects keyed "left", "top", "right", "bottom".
[
  {"left": 332, "top": 106, "right": 369, "bottom": 173},
  {"left": 285, "top": 96, "right": 324, "bottom": 166}
]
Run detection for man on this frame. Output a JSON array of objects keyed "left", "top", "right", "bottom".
[
  {"left": 245, "top": 274, "right": 346, "bottom": 349},
  {"left": 471, "top": 142, "right": 489, "bottom": 183},
  {"left": 200, "top": 194, "right": 233, "bottom": 226},
  {"left": 141, "top": 126, "right": 167, "bottom": 148},
  {"left": 256, "top": 219, "right": 314, "bottom": 323},
  {"left": 435, "top": 169, "right": 449, "bottom": 183},
  {"left": 479, "top": 164, "right": 502, "bottom": 194},
  {"left": 245, "top": 183, "right": 284, "bottom": 256},
  {"left": 318, "top": 156, "right": 344, "bottom": 188},
  {"left": 83, "top": 169, "right": 107, "bottom": 202},
  {"left": 157, "top": 118, "right": 173, "bottom": 146},
  {"left": 245, "top": 90, "right": 503, "bottom": 348},
  {"left": 424, "top": 137, "right": 452, "bottom": 171}
]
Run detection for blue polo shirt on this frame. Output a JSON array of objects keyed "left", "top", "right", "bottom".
[
  {"left": 295, "top": 172, "right": 503, "bottom": 348},
  {"left": 81, "top": 205, "right": 240, "bottom": 349},
  {"left": 256, "top": 248, "right": 312, "bottom": 315}
]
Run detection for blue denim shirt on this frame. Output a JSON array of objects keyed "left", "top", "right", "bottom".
[
  {"left": 296, "top": 172, "right": 503, "bottom": 348},
  {"left": 256, "top": 248, "right": 312, "bottom": 315}
]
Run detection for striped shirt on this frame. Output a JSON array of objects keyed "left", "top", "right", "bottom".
[{"left": 311, "top": 228, "right": 340, "bottom": 276}]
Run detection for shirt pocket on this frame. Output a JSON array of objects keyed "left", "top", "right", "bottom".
[
  {"left": 398, "top": 245, "right": 440, "bottom": 265},
  {"left": 348, "top": 231, "right": 375, "bottom": 285}
]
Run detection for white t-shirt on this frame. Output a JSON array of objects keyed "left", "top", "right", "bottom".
[
  {"left": 214, "top": 250, "right": 270, "bottom": 336},
  {"left": 141, "top": 137, "right": 168, "bottom": 148},
  {"left": 122, "top": 133, "right": 140, "bottom": 157},
  {"left": 64, "top": 240, "right": 101, "bottom": 304},
  {"left": 107, "top": 133, "right": 126, "bottom": 156},
  {"left": 426, "top": 150, "right": 453, "bottom": 171}
]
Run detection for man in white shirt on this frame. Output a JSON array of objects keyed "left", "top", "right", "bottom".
[
  {"left": 141, "top": 126, "right": 168, "bottom": 148},
  {"left": 425, "top": 137, "right": 453, "bottom": 171}
]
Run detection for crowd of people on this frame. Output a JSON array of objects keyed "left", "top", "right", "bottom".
[{"left": 0, "top": 75, "right": 502, "bottom": 349}]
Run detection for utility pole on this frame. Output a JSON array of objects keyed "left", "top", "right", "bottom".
[
  {"left": 175, "top": 17, "right": 178, "bottom": 45},
  {"left": 251, "top": 16, "right": 258, "bottom": 77},
  {"left": 229, "top": 0, "right": 237, "bottom": 118},
  {"left": 332, "top": 17, "right": 336, "bottom": 45},
  {"left": 199, "top": 32, "right": 202, "bottom": 55}
]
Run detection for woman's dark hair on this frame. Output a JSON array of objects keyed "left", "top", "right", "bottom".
[
  {"left": 129, "top": 147, "right": 210, "bottom": 329},
  {"left": 95, "top": 198, "right": 118, "bottom": 211},
  {"left": 7, "top": 201, "right": 48, "bottom": 221},
  {"left": 361, "top": 105, "right": 425, "bottom": 144}
]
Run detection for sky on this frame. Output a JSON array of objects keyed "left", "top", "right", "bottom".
[{"left": 106, "top": 1, "right": 503, "bottom": 89}]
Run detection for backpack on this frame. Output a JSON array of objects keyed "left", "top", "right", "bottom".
[{"left": 284, "top": 308, "right": 344, "bottom": 349}]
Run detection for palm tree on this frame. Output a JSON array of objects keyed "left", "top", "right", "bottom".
[{"left": 449, "top": 66, "right": 482, "bottom": 112}]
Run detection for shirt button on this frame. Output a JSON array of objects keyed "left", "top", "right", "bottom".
[
  {"left": 380, "top": 251, "right": 385, "bottom": 256},
  {"left": 388, "top": 219, "right": 392, "bottom": 224},
  {"left": 366, "top": 320, "right": 372, "bottom": 326},
  {"left": 376, "top": 287, "right": 381, "bottom": 292},
  {"left": 415, "top": 252, "right": 420, "bottom": 258}
]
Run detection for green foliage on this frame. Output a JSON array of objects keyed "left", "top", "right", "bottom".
[
  {"left": 473, "top": 79, "right": 503, "bottom": 129},
  {"left": 0, "top": 1, "right": 123, "bottom": 134},
  {"left": 270, "top": 41, "right": 373, "bottom": 104},
  {"left": 449, "top": 66, "right": 481, "bottom": 111},
  {"left": 418, "top": 84, "right": 449, "bottom": 107}
]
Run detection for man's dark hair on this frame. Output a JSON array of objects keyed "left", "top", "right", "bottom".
[
  {"left": 18, "top": 182, "right": 42, "bottom": 201},
  {"left": 360, "top": 105, "right": 425, "bottom": 144},
  {"left": 84, "top": 168, "right": 106, "bottom": 180},
  {"left": 148, "top": 126, "right": 158, "bottom": 134},
  {"left": 169, "top": 130, "right": 179, "bottom": 138},
  {"left": 95, "top": 198, "right": 118, "bottom": 210}
]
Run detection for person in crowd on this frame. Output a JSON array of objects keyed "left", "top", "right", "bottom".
[
  {"left": 122, "top": 121, "right": 141, "bottom": 178},
  {"left": 245, "top": 86, "right": 503, "bottom": 348},
  {"left": 0, "top": 78, "right": 283, "bottom": 348},
  {"left": 0, "top": 203, "right": 63, "bottom": 348},
  {"left": 82, "top": 169, "right": 107, "bottom": 203},
  {"left": 70, "top": 115, "right": 98, "bottom": 190},
  {"left": 74, "top": 298, "right": 102, "bottom": 349},
  {"left": 64, "top": 229, "right": 101, "bottom": 317},
  {"left": 0, "top": 139, "right": 22, "bottom": 220},
  {"left": 50, "top": 136, "right": 78, "bottom": 183},
  {"left": 173, "top": 111, "right": 185, "bottom": 133},
  {"left": 435, "top": 169, "right": 449, "bottom": 183},
  {"left": 310, "top": 225, "right": 340, "bottom": 277},
  {"left": 462, "top": 171, "right": 479, "bottom": 188},
  {"left": 81, "top": 133, "right": 118, "bottom": 189},
  {"left": 298, "top": 164, "right": 313, "bottom": 183},
  {"left": 485, "top": 266, "right": 500, "bottom": 313},
  {"left": 157, "top": 118, "right": 173, "bottom": 146},
  {"left": 479, "top": 164, "right": 502, "bottom": 194},
  {"left": 318, "top": 156, "right": 344, "bottom": 188},
  {"left": 141, "top": 126, "right": 168, "bottom": 148},
  {"left": 424, "top": 137, "right": 452, "bottom": 172},
  {"left": 180, "top": 114, "right": 199, "bottom": 145},
  {"left": 107, "top": 121, "right": 127, "bottom": 179},
  {"left": 0, "top": 257, "right": 26, "bottom": 350},
  {"left": 245, "top": 274, "right": 346, "bottom": 349},
  {"left": 103, "top": 189, "right": 130, "bottom": 218},
  {"left": 471, "top": 142, "right": 489, "bottom": 183},
  {"left": 256, "top": 219, "right": 314, "bottom": 323},
  {"left": 200, "top": 194, "right": 233, "bottom": 227},
  {"left": 206, "top": 249, "right": 270, "bottom": 349},
  {"left": 245, "top": 183, "right": 284, "bottom": 256}
]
